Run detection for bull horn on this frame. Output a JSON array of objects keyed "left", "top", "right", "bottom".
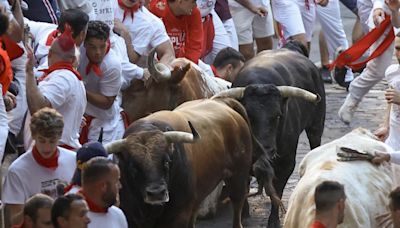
[
  {"left": 147, "top": 48, "right": 171, "bottom": 82},
  {"left": 211, "top": 87, "right": 246, "bottom": 100},
  {"left": 277, "top": 86, "right": 321, "bottom": 103},
  {"left": 163, "top": 121, "right": 200, "bottom": 143},
  {"left": 104, "top": 139, "right": 127, "bottom": 154}
]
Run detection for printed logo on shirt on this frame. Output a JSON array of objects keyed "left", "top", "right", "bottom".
[
  {"left": 169, "top": 31, "right": 185, "bottom": 55},
  {"left": 41, "top": 179, "right": 67, "bottom": 199}
]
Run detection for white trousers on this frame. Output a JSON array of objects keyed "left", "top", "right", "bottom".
[{"left": 203, "top": 9, "right": 232, "bottom": 64}]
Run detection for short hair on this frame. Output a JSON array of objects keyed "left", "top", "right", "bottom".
[
  {"left": 82, "top": 157, "right": 115, "bottom": 185},
  {"left": 390, "top": 187, "right": 400, "bottom": 211},
  {"left": 24, "top": 194, "right": 54, "bottom": 223},
  {"left": 85, "top": 21, "right": 110, "bottom": 42},
  {"left": 30, "top": 107, "right": 64, "bottom": 138},
  {"left": 0, "top": 12, "right": 9, "bottom": 36},
  {"left": 58, "top": 9, "right": 89, "bottom": 39},
  {"left": 51, "top": 194, "right": 84, "bottom": 228},
  {"left": 213, "top": 47, "right": 245, "bottom": 69},
  {"left": 314, "top": 181, "right": 346, "bottom": 212}
]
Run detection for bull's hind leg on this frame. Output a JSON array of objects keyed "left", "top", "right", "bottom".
[{"left": 225, "top": 174, "right": 249, "bottom": 228}]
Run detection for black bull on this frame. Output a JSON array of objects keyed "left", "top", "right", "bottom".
[{"left": 215, "top": 46, "right": 326, "bottom": 227}]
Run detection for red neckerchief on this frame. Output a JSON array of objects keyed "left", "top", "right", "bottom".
[
  {"left": 32, "top": 145, "right": 59, "bottom": 169},
  {"left": 0, "top": 35, "right": 24, "bottom": 60},
  {"left": 45, "top": 29, "right": 60, "bottom": 46},
  {"left": 329, "top": 15, "right": 394, "bottom": 71},
  {"left": 85, "top": 40, "right": 111, "bottom": 77},
  {"left": 118, "top": 0, "right": 141, "bottom": 22},
  {"left": 210, "top": 65, "right": 221, "bottom": 78},
  {"left": 64, "top": 183, "right": 76, "bottom": 194},
  {"left": 79, "top": 190, "right": 108, "bottom": 213},
  {"left": 310, "top": 221, "right": 326, "bottom": 228},
  {"left": 39, "top": 61, "right": 82, "bottom": 82}
]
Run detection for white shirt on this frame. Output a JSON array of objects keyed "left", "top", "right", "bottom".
[
  {"left": 24, "top": 19, "right": 58, "bottom": 73},
  {"left": 113, "top": 4, "right": 170, "bottom": 56},
  {"left": 196, "top": 0, "right": 216, "bottom": 17},
  {"left": 90, "top": 0, "right": 115, "bottom": 30},
  {"left": 39, "top": 69, "right": 87, "bottom": 149},
  {"left": 2, "top": 147, "right": 76, "bottom": 204},
  {"left": 385, "top": 64, "right": 400, "bottom": 150},
  {"left": 0, "top": 85, "right": 8, "bottom": 162},
  {"left": 78, "top": 48, "right": 122, "bottom": 121},
  {"left": 110, "top": 34, "right": 144, "bottom": 90},
  {"left": 88, "top": 206, "right": 128, "bottom": 228}
]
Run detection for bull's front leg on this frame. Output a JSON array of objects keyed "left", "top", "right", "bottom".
[{"left": 267, "top": 154, "right": 296, "bottom": 228}]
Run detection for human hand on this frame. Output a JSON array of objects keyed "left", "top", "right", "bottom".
[
  {"left": 25, "top": 45, "right": 35, "bottom": 75},
  {"left": 142, "top": 68, "right": 152, "bottom": 88},
  {"left": 373, "top": 8, "right": 386, "bottom": 26},
  {"left": 385, "top": 88, "right": 400, "bottom": 104},
  {"left": 386, "top": 0, "right": 400, "bottom": 12},
  {"left": 4, "top": 91, "right": 16, "bottom": 111},
  {"left": 251, "top": 6, "right": 267, "bottom": 17},
  {"left": 316, "top": 0, "right": 329, "bottom": 7},
  {"left": 374, "top": 126, "right": 389, "bottom": 141},
  {"left": 113, "top": 19, "right": 130, "bottom": 39},
  {"left": 370, "top": 151, "right": 390, "bottom": 165}
]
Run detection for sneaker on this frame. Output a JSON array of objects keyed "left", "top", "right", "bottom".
[
  {"left": 333, "top": 46, "right": 350, "bottom": 88},
  {"left": 320, "top": 65, "right": 332, "bottom": 83},
  {"left": 338, "top": 95, "right": 360, "bottom": 124}
]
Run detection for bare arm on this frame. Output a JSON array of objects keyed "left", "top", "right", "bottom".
[
  {"left": 4, "top": 204, "right": 23, "bottom": 228},
  {"left": 6, "top": 0, "right": 23, "bottom": 42},
  {"left": 86, "top": 91, "right": 116, "bottom": 110},
  {"left": 25, "top": 47, "right": 51, "bottom": 114},
  {"left": 156, "top": 40, "right": 175, "bottom": 65},
  {"left": 385, "top": 0, "right": 400, "bottom": 27},
  {"left": 114, "top": 19, "right": 140, "bottom": 63}
]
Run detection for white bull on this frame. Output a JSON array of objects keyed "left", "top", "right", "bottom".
[{"left": 284, "top": 128, "right": 400, "bottom": 228}]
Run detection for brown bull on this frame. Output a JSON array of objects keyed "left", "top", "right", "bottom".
[
  {"left": 121, "top": 50, "right": 228, "bottom": 122},
  {"left": 106, "top": 98, "right": 256, "bottom": 228}
]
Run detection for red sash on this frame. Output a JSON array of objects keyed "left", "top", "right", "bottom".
[
  {"left": 201, "top": 14, "right": 215, "bottom": 58},
  {"left": 32, "top": 146, "right": 59, "bottom": 169},
  {"left": 329, "top": 15, "right": 395, "bottom": 71},
  {"left": 39, "top": 61, "right": 82, "bottom": 81},
  {"left": 0, "top": 36, "right": 24, "bottom": 60},
  {"left": 118, "top": 0, "right": 141, "bottom": 22}
]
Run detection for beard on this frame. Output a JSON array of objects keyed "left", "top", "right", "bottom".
[{"left": 102, "top": 182, "right": 117, "bottom": 208}]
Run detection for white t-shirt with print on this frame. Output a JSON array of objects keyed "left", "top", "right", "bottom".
[
  {"left": 385, "top": 64, "right": 400, "bottom": 150},
  {"left": 2, "top": 147, "right": 76, "bottom": 204},
  {"left": 90, "top": 0, "right": 115, "bottom": 30},
  {"left": 88, "top": 206, "right": 128, "bottom": 228},
  {"left": 113, "top": 3, "right": 170, "bottom": 56},
  {"left": 38, "top": 69, "right": 87, "bottom": 149}
]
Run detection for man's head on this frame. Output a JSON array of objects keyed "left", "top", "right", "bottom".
[
  {"left": 213, "top": 47, "right": 245, "bottom": 82},
  {"left": 23, "top": 194, "right": 54, "bottom": 228},
  {"left": 48, "top": 26, "right": 78, "bottom": 66},
  {"left": 30, "top": 108, "right": 64, "bottom": 158},
  {"left": 71, "top": 142, "right": 109, "bottom": 186},
  {"left": 82, "top": 157, "right": 121, "bottom": 208},
  {"left": 395, "top": 36, "right": 400, "bottom": 64},
  {"left": 167, "top": 0, "right": 197, "bottom": 16},
  {"left": 58, "top": 9, "right": 89, "bottom": 46},
  {"left": 314, "top": 181, "right": 346, "bottom": 224},
  {"left": 84, "top": 20, "right": 110, "bottom": 65},
  {"left": 389, "top": 187, "right": 400, "bottom": 227},
  {"left": 51, "top": 194, "right": 90, "bottom": 228}
]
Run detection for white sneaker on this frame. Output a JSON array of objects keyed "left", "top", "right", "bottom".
[{"left": 338, "top": 95, "right": 360, "bottom": 124}]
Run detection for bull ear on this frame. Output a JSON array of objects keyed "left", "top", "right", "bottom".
[
  {"left": 169, "top": 63, "right": 191, "bottom": 84},
  {"left": 104, "top": 139, "right": 127, "bottom": 154}
]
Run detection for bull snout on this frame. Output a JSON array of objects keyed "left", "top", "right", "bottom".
[{"left": 144, "top": 183, "right": 169, "bottom": 205}]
